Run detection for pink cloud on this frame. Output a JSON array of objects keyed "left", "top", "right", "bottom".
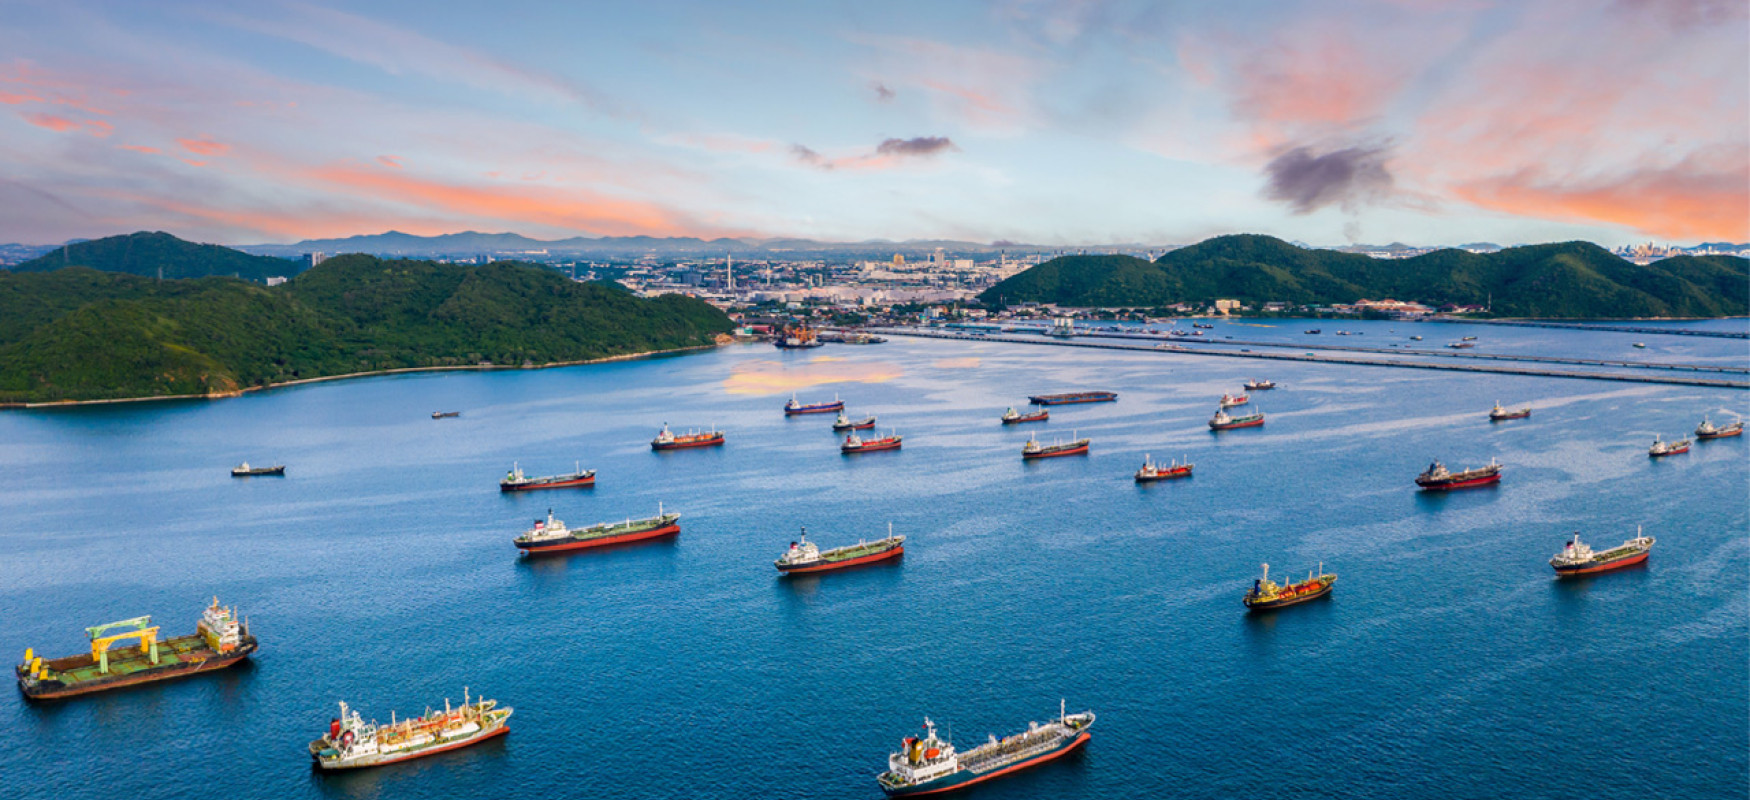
[
  {"left": 376, "top": 155, "right": 403, "bottom": 168},
  {"left": 177, "top": 136, "right": 230, "bottom": 156},
  {"left": 0, "top": 91, "right": 40, "bottom": 104},
  {"left": 181, "top": 158, "right": 209, "bottom": 167},
  {"left": 118, "top": 144, "right": 161, "bottom": 154},
  {"left": 1454, "top": 154, "right": 1749, "bottom": 242},
  {"left": 21, "top": 112, "right": 78, "bottom": 131}
]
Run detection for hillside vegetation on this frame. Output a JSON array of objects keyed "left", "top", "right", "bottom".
[
  {"left": 979, "top": 235, "right": 1749, "bottom": 318},
  {"left": 0, "top": 253, "right": 733, "bottom": 403},
  {"left": 11, "top": 231, "right": 301, "bottom": 282}
]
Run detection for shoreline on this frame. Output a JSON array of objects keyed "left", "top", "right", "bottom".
[{"left": 2, "top": 343, "right": 725, "bottom": 410}]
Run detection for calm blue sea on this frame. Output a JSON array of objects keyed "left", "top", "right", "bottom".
[{"left": 1, "top": 322, "right": 1745, "bottom": 800}]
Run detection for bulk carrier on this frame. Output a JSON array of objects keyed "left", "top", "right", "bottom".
[
  {"left": 877, "top": 703, "right": 1095, "bottom": 796},
  {"left": 500, "top": 461, "right": 595, "bottom": 491},
  {"left": 309, "top": 689, "right": 512, "bottom": 770},
  {"left": 16, "top": 598, "right": 257, "bottom": 700}
]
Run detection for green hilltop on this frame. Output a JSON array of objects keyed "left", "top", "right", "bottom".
[
  {"left": 11, "top": 231, "right": 301, "bottom": 282},
  {"left": 0, "top": 252, "right": 733, "bottom": 404},
  {"left": 979, "top": 234, "right": 1749, "bottom": 318}
]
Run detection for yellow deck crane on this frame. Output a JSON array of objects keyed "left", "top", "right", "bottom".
[{"left": 86, "top": 616, "right": 159, "bottom": 674}]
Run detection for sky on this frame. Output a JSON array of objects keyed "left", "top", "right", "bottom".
[{"left": 1, "top": 0, "right": 1745, "bottom": 247}]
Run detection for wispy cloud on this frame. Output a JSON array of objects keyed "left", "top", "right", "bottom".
[{"left": 177, "top": 136, "right": 229, "bottom": 156}]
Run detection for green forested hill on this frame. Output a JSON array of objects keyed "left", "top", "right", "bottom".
[
  {"left": 979, "top": 235, "right": 1749, "bottom": 318},
  {"left": 11, "top": 231, "right": 301, "bottom": 282},
  {"left": 0, "top": 254, "right": 733, "bottom": 403}
]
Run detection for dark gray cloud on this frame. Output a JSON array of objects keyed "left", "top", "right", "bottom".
[
  {"left": 873, "top": 82, "right": 896, "bottom": 102},
  {"left": 1262, "top": 144, "right": 1393, "bottom": 214},
  {"left": 876, "top": 136, "right": 956, "bottom": 157},
  {"left": 789, "top": 143, "right": 825, "bottom": 167}
]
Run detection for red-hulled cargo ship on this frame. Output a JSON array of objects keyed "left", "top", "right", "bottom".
[
  {"left": 1488, "top": 401, "right": 1531, "bottom": 421},
  {"left": 842, "top": 431, "right": 903, "bottom": 453},
  {"left": 1027, "top": 391, "right": 1117, "bottom": 406},
  {"left": 877, "top": 704, "right": 1095, "bottom": 796},
  {"left": 1415, "top": 458, "right": 1501, "bottom": 490},
  {"left": 1549, "top": 528, "right": 1654, "bottom": 576},
  {"left": 1134, "top": 454, "right": 1192, "bottom": 482},
  {"left": 651, "top": 423, "right": 725, "bottom": 450},
  {"left": 774, "top": 525, "right": 905, "bottom": 574},
  {"left": 1219, "top": 392, "right": 1250, "bottom": 408},
  {"left": 1001, "top": 406, "right": 1049, "bottom": 424},
  {"left": 1209, "top": 408, "right": 1264, "bottom": 430},
  {"left": 1695, "top": 417, "right": 1742, "bottom": 439},
  {"left": 785, "top": 393, "right": 844, "bottom": 415},
  {"left": 1648, "top": 436, "right": 1690, "bottom": 457},
  {"left": 1022, "top": 433, "right": 1090, "bottom": 459},
  {"left": 500, "top": 461, "right": 595, "bottom": 491},
  {"left": 513, "top": 506, "right": 680, "bottom": 554},
  {"left": 1242, "top": 563, "right": 1336, "bottom": 611}
]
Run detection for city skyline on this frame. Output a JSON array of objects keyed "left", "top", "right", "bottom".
[{"left": 2, "top": 0, "right": 1746, "bottom": 248}]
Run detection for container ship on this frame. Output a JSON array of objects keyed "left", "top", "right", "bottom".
[
  {"left": 309, "top": 689, "right": 512, "bottom": 770},
  {"left": 833, "top": 412, "right": 878, "bottom": 431},
  {"left": 17, "top": 598, "right": 257, "bottom": 700},
  {"left": 500, "top": 461, "right": 595, "bottom": 491},
  {"left": 1648, "top": 436, "right": 1690, "bottom": 457},
  {"left": 1696, "top": 417, "right": 1743, "bottom": 439},
  {"left": 1243, "top": 379, "right": 1276, "bottom": 390},
  {"left": 842, "top": 431, "right": 903, "bottom": 453},
  {"left": 1001, "top": 406, "right": 1049, "bottom": 424},
  {"left": 1219, "top": 392, "right": 1250, "bottom": 408},
  {"left": 651, "top": 423, "right": 725, "bottom": 450},
  {"left": 774, "top": 525, "right": 904, "bottom": 574},
  {"left": 1022, "top": 433, "right": 1090, "bottom": 459},
  {"left": 1209, "top": 408, "right": 1264, "bottom": 430},
  {"left": 231, "top": 462, "right": 285, "bottom": 477},
  {"left": 1027, "top": 391, "right": 1117, "bottom": 406},
  {"left": 1243, "top": 563, "right": 1336, "bottom": 611},
  {"left": 1415, "top": 458, "right": 1501, "bottom": 490},
  {"left": 1135, "top": 454, "right": 1192, "bottom": 482},
  {"left": 1549, "top": 528, "right": 1655, "bottom": 576},
  {"left": 877, "top": 703, "right": 1095, "bottom": 797},
  {"left": 513, "top": 506, "right": 680, "bottom": 554},
  {"left": 785, "top": 393, "right": 845, "bottom": 415},
  {"left": 1489, "top": 402, "right": 1531, "bottom": 421},
  {"left": 774, "top": 323, "right": 824, "bottom": 349}
]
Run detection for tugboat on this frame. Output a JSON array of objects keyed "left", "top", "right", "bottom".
[
  {"left": 785, "top": 393, "right": 845, "bottom": 415},
  {"left": 1489, "top": 401, "right": 1531, "bottom": 421},
  {"left": 16, "top": 598, "right": 257, "bottom": 700},
  {"left": 1696, "top": 417, "right": 1744, "bottom": 439},
  {"left": 1209, "top": 407, "right": 1265, "bottom": 430},
  {"left": 774, "top": 323, "right": 824, "bottom": 349},
  {"left": 513, "top": 505, "right": 680, "bottom": 554},
  {"left": 1219, "top": 392, "right": 1250, "bottom": 408},
  {"left": 1648, "top": 436, "right": 1690, "bottom": 457},
  {"left": 431, "top": 411, "right": 461, "bottom": 419},
  {"left": 1000, "top": 406, "right": 1050, "bottom": 425},
  {"left": 1027, "top": 391, "right": 1117, "bottom": 406},
  {"left": 651, "top": 423, "right": 725, "bottom": 450},
  {"left": 1022, "top": 432, "right": 1090, "bottom": 459},
  {"left": 842, "top": 430, "right": 903, "bottom": 454},
  {"left": 1242, "top": 563, "right": 1335, "bottom": 611},
  {"left": 833, "top": 411, "right": 878, "bottom": 431},
  {"left": 309, "top": 689, "right": 512, "bottom": 770},
  {"left": 1134, "top": 454, "right": 1192, "bottom": 482},
  {"left": 1243, "top": 379, "right": 1276, "bottom": 390},
  {"left": 876, "top": 702, "right": 1095, "bottom": 797},
  {"left": 774, "top": 524, "right": 905, "bottom": 574},
  {"left": 1549, "top": 528, "right": 1655, "bottom": 576},
  {"left": 231, "top": 462, "right": 286, "bottom": 477},
  {"left": 1415, "top": 458, "right": 1501, "bottom": 490},
  {"left": 500, "top": 461, "right": 595, "bottom": 491}
]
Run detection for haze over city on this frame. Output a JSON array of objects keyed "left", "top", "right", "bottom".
[{"left": 2, "top": 0, "right": 1746, "bottom": 247}]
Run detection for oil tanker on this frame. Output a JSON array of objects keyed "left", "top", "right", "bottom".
[
  {"left": 877, "top": 703, "right": 1094, "bottom": 796},
  {"left": 309, "top": 690, "right": 512, "bottom": 770},
  {"left": 1027, "top": 391, "right": 1116, "bottom": 406},
  {"left": 1696, "top": 417, "right": 1744, "bottom": 439},
  {"left": 1022, "top": 433, "right": 1090, "bottom": 459},
  {"left": 16, "top": 598, "right": 257, "bottom": 700},
  {"left": 785, "top": 393, "right": 845, "bottom": 415},
  {"left": 1489, "top": 402, "right": 1531, "bottom": 421},
  {"left": 1549, "top": 529, "right": 1654, "bottom": 576},
  {"left": 514, "top": 506, "right": 680, "bottom": 554},
  {"left": 1415, "top": 458, "right": 1501, "bottom": 490},
  {"left": 1000, "top": 406, "right": 1048, "bottom": 424},
  {"left": 1135, "top": 454, "right": 1192, "bottom": 482},
  {"left": 651, "top": 423, "right": 725, "bottom": 450},
  {"left": 1209, "top": 408, "right": 1264, "bottom": 430},
  {"left": 775, "top": 525, "right": 904, "bottom": 574},
  {"left": 1243, "top": 563, "right": 1335, "bottom": 611},
  {"left": 842, "top": 431, "right": 903, "bottom": 453},
  {"left": 500, "top": 461, "right": 595, "bottom": 491}
]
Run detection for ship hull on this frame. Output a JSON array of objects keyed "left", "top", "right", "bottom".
[
  {"left": 1028, "top": 393, "right": 1116, "bottom": 406},
  {"left": 777, "top": 544, "right": 904, "bottom": 574},
  {"left": 1697, "top": 429, "right": 1742, "bottom": 439},
  {"left": 1552, "top": 551, "right": 1649, "bottom": 576},
  {"left": 1209, "top": 418, "right": 1264, "bottom": 430},
  {"left": 1244, "top": 582, "right": 1334, "bottom": 611},
  {"left": 1490, "top": 412, "right": 1530, "bottom": 421},
  {"left": 313, "top": 724, "right": 509, "bottom": 770},
  {"left": 652, "top": 436, "right": 724, "bottom": 450},
  {"left": 1416, "top": 473, "right": 1500, "bottom": 490},
  {"left": 1648, "top": 447, "right": 1689, "bottom": 457},
  {"left": 843, "top": 440, "right": 902, "bottom": 453},
  {"left": 1023, "top": 445, "right": 1089, "bottom": 459},
  {"left": 1135, "top": 468, "right": 1192, "bottom": 482},
  {"left": 17, "top": 638, "right": 258, "bottom": 700},
  {"left": 517, "top": 523, "right": 680, "bottom": 554},
  {"left": 786, "top": 403, "right": 845, "bottom": 415},
  {"left": 881, "top": 731, "right": 1091, "bottom": 797},
  {"left": 1001, "top": 415, "right": 1048, "bottom": 425},
  {"left": 232, "top": 468, "right": 285, "bottom": 477},
  {"left": 501, "top": 476, "right": 595, "bottom": 491}
]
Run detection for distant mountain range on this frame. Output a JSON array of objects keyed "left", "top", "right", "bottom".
[{"left": 235, "top": 230, "right": 1058, "bottom": 258}]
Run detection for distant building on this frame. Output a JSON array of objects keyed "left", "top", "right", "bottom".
[
  {"left": 304, "top": 252, "right": 327, "bottom": 268},
  {"left": 265, "top": 276, "right": 287, "bottom": 287},
  {"left": 1213, "top": 299, "right": 1241, "bottom": 313}
]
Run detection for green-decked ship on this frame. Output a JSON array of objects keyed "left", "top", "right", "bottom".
[{"left": 16, "top": 598, "right": 258, "bottom": 700}]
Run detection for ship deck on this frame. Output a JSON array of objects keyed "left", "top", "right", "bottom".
[
  {"left": 820, "top": 538, "right": 901, "bottom": 561},
  {"left": 36, "top": 633, "right": 222, "bottom": 683}
]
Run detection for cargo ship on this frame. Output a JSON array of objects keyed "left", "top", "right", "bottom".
[
  {"left": 785, "top": 393, "right": 845, "bottom": 415},
  {"left": 1447, "top": 341, "right": 1476, "bottom": 349},
  {"left": 309, "top": 689, "right": 512, "bottom": 770},
  {"left": 651, "top": 423, "right": 725, "bottom": 450},
  {"left": 1415, "top": 458, "right": 1501, "bottom": 490},
  {"left": 833, "top": 412, "right": 878, "bottom": 431},
  {"left": 1489, "top": 402, "right": 1531, "bottom": 421},
  {"left": 1648, "top": 436, "right": 1690, "bottom": 457},
  {"left": 1243, "top": 563, "right": 1336, "bottom": 611},
  {"left": 1220, "top": 392, "right": 1250, "bottom": 408},
  {"left": 431, "top": 411, "right": 461, "bottom": 419},
  {"left": 231, "top": 462, "right": 285, "bottom": 477},
  {"left": 1549, "top": 528, "right": 1655, "bottom": 576},
  {"left": 1243, "top": 379, "right": 1276, "bottom": 390},
  {"left": 16, "top": 598, "right": 257, "bottom": 700},
  {"left": 1027, "top": 391, "right": 1117, "bottom": 406},
  {"left": 1696, "top": 417, "right": 1744, "bottom": 439},
  {"left": 877, "top": 703, "right": 1095, "bottom": 797},
  {"left": 1022, "top": 432, "right": 1090, "bottom": 459},
  {"left": 775, "top": 524, "right": 904, "bottom": 574},
  {"left": 842, "top": 430, "right": 903, "bottom": 453},
  {"left": 1209, "top": 408, "right": 1264, "bottom": 430},
  {"left": 774, "top": 323, "right": 824, "bottom": 349},
  {"left": 1001, "top": 406, "right": 1049, "bottom": 424},
  {"left": 500, "top": 461, "right": 595, "bottom": 491},
  {"left": 513, "top": 506, "right": 680, "bottom": 554},
  {"left": 1134, "top": 454, "right": 1192, "bottom": 482}
]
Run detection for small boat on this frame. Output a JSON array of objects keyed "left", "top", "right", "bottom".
[
  {"left": 1415, "top": 458, "right": 1501, "bottom": 490},
  {"left": 1335, "top": 330, "right": 1350, "bottom": 336},
  {"left": 877, "top": 703, "right": 1094, "bottom": 797},
  {"left": 1648, "top": 436, "right": 1690, "bottom": 457},
  {"left": 1489, "top": 402, "right": 1531, "bottom": 421},
  {"left": 1632, "top": 342, "right": 1646, "bottom": 349},
  {"left": 309, "top": 689, "right": 512, "bottom": 770},
  {"left": 1696, "top": 417, "right": 1744, "bottom": 439},
  {"left": 231, "top": 462, "right": 285, "bottom": 477},
  {"left": 842, "top": 430, "right": 902, "bottom": 453},
  {"left": 1209, "top": 408, "right": 1264, "bottom": 430},
  {"left": 1462, "top": 336, "right": 1478, "bottom": 341},
  {"left": 832, "top": 412, "right": 878, "bottom": 431},
  {"left": 1193, "top": 323, "right": 1213, "bottom": 329},
  {"left": 1549, "top": 528, "right": 1654, "bottom": 576},
  {"left": 774, "top": 524, "right": 904, "bottom": 574},
  {"left": 1027, "top": 391, "right": 1117, "bottom": 406},
  {"left": 1447, "top": 341, "right": 1476, "bottom": 349},
  {"left": 1304, "top": 329, "right": 1321, "bottom": 334},
  {"left": 1243, "top": 379, "right": 1276, "bottom": 390},
  {"left": 1022, "top": 432, "right": 1090, "bottom": 459},
  {"left": 1409, "top": 335, "right": 1423, "bottom": 341},
  {"left": 500, "top": 461, "right": 595, "bottom": 491},
  {"left": 431, "top": 411, "right": 461, "bottom": 419},
  {"left": 1134, "top": 454, "right": 1192, "bottom": 482},
  {"left": 785, "top": 393, "right": 844, "bottom": 415},
  {"left": 513, "top": 505, "right": 680, "bottom": 553},
  {"left": 1243, "top": 562, "right": 1335, "bottom": 611},
  {"left": 1219, "top": 392, "right": 1250, "bottom": 408},
  {"left": 651, "top": 423, "right": 725, "bottom": 450},
  {"left": 1000, "top": 406, "right": 1049, "bottom": 425}
]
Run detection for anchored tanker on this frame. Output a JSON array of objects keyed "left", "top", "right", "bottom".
[
  {"left": 514, "top": 506, "right": 680, "bottom": 554},
  {"left": 877, "top": 702, "right": 1095, "bottom": 796},
  {"left": 774, "top": 525, "right": 905, "bottom": 574},
  {"left": 16, "top": 598, "right": 257, "bottom": 700},
  {"left": 309, "top": 689, "right": 512, "bottom": 770},
  {"left": 1550, "top": 529, "right": 1654, "bottom": 576}
]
